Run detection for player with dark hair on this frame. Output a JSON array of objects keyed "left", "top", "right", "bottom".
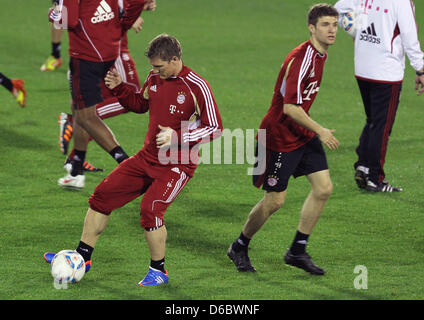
[
  {"left": 0, "top": 73, "right": 26, "bottom": 107},
  {"left": 44, "top": 34, "right": 223, "bottom": 286},
  {"left": 227, "top": 3, "right": 339, "bottom": 276}
]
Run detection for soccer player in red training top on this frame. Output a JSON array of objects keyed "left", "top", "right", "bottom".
[
  {"left": 227, "top": 4, "right": 339, "bottom": 276},
  {"left": 49, "top": 0, "right": 151, "bottom": 189},
  {"left": 44, "top": 34, "right": 223, "bottom": 286}
]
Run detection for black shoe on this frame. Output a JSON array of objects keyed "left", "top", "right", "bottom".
[
  {"left": 64, "top": 157, "right": 103, "bottom": 173},
  {"left": 354, "top": 169, "right": 367, "bottom": 189},
  {"left": 227, "top": 243, "right": 256, "bottom": 272},
  {"left": 365, "top": 180, "right": 402, "bottom": 192},
  {"left": 284, "top": 250, "right": 325, "bottom": 275}
]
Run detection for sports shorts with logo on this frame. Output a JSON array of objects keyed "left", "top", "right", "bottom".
[
  {"left": 69, "top": 57, "right": 115, "bottom": 109},
  {"left": 253, "top": 136, "right": 328, "bottom": 192},
  {"left": 88, "top": 153, "right": 192, "bottom": 230}
]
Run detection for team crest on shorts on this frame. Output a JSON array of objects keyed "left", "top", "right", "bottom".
[
  {"left": 177, "top": 92, "right": 186, "bottom": 104},
  {"left": 267, "top": 175, "right": 279, "bottom": 187}
]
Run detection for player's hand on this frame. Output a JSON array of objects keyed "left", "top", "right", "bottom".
[
  {"left": 415, "top": 74, "right": 424, "bottom": 96},
  {"left": 317, "top": 128, "right": 339, "bottom": 150},
  {"left": 156, "top": 125, "right": 175, "bottom": 148},
  {"left": 143, "top": 0, "right": 157, "bottom": 11},
  {"left": 131, "top": 17, "right": 144, "bottom": 33},
  {"left": 105, "top": 68, "right": 123, "bottom": 90},
  {"left": 48, "top": 4, "right": 62, "bottom": 22}
]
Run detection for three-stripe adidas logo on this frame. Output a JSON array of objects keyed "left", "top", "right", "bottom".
[
  {"left": 362, "top": 23, "right": 377, "bottom": 37},
  {"left": 91, "top": 0, "right": 115, "bottom": 24},
  {"left": 359, "top": 22, "right": 381, "bottom": 44}
]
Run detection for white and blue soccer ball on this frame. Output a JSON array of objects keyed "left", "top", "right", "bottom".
[
  {"left": 50, "top": 250, "right": 85, "bottom": 283},
  {"left": 341, "top": 12, "right": 357, "bottom": 38}
]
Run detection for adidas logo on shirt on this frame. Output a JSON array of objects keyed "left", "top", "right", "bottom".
[
  {"left": 359, "top": 23, "right": 381, "bottom": 44},
  {"left": 91, "top": 0, "right": 115, "bottom": 24}
]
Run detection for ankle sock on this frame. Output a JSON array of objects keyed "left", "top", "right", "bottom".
[
  {"left": 150, "top": 258, "right": 165, "bottom": 273},
  {"left": 290, "top": 230, "right": 309, "bottom": 255},
  {"left": 109, "top": 146, "right": 129, "bottom": 163},
  {"left": 232, "top": 232, "right": 251, "bottom": 252},
  {"left": 71, "top": 149, "right": 86, "bottom": 176},
  {"left": 76, "top": 241, "right": 94, "bottom": 263}
]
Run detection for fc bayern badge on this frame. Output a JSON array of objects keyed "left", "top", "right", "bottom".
[
  {"left": 267, "top": 177, "right": 278, "bottom": 187},
  {"left": 177, "top": 92, "right": 186, "bottom": 104}
]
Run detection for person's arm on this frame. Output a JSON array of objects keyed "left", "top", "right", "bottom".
[
  {"left": 105, "top": 68, "right": 149, "bottom": 114},
  {"left": 397, "top": 0, "right": 424, "bottom": 95},
  {"left": 283, "top": 104, "right": 339, "bottom": 150},
  {"left": 120, "top": 0, "right": 152, "bottom": 34}
]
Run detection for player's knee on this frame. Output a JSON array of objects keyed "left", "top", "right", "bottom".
[
  {"left": 74, "top": 107, "right": 98, "bottom": 127},
  {"left": 264, "top": 192, "right": 286, "bottom": 214},
  {"left": 313, "top": 182, "right": 333, "bottom": 200}
]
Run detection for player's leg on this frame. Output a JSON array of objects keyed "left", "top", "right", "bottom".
[
  {"left": 298, "top": 169, "right": 332, "bottom": 235},
  {"left": 242, "top": 191, "right": 286, "bottom": 239},
  {"left": 72, "top": 58, "right": 129, "bottom": 160},
  {"left": 58, "top": 58, "right": 129, "bottom": 188},
  {"left": 283, "top": 139, "right": 330, "bottom": 275},
  {"left": 138, "top": 165, "right": 191, "bottom": 286},
  {"left": 228, "top": 146, "right": 300, "bottom": 272},
  {"left": 354, "top": 79, "right": 372, "bottom": 189},
  {"left": 283, "top": 169, "right": 331, "bottom": 276},
  {"left": 62, "top": 51, "right": 138, "bottom": 164},
  {"left": 227, "top": 190, "right": 286, "bottom": 273},
  {"left": 46, "top": 156, "right": 149, "bottom": 273},
  {"left": 77, "top": 156, "right": 151, "bottom": 268},
  {"left": 73, "top": 106, "right": 122, "bottom": 154},
  {"left": 365, "top": 82, "right": 402, "bottom": 192},
  {"left": 40, "top": 22, "right": 63, "bottom": 72},
  {"left": 0, "top": 73, "right": 26, "bottom": 107}
]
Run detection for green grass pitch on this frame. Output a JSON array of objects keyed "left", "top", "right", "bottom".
[{"left": 1, "top": 0, "right": 424, "bottom": 302}]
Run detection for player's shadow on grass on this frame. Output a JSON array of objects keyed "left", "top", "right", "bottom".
[{"left": 0, "top": 126, "right": 51, "bottom": 150}]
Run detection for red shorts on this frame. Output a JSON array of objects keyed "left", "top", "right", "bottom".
[
  {"left": 96, "top": 51, "right": 140, "bottom": 119},
  {"left": 88, "top": 153, "right": 192, "bottom": 230}
]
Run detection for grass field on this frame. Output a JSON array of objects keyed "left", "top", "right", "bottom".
[{"left": 1, "top": 0, "right": 424, "bottom": 305}]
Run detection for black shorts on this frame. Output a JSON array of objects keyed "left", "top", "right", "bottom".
[
  {"left": 69, "top": 58, "right": 115, "bottom": 109},
  {"left": 253, "top": 137, "right": 328, "bottom": 192}
]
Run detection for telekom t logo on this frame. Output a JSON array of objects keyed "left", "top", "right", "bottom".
[
  {"left": 303, "top": 81, "right": 319, "bottom": 101},
  {"left": 169, "top": 105, "right": 177, "bottom": 114}
]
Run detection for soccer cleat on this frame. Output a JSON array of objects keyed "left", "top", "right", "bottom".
[
  {"left": 40, "top": 55, "right": 63, "bottom": 72},
  {"left": 43, "top": 252, "right": 91, "bottom": 273},
  {"left": 354, "top": 168, "right": 368, "bottom": 189},
  {"left": 58, "top": 173, "right": 85, "bottom": 189},
  {"left": 227, "top": 243, "right": 256, "bottom": 272},
  {"left": 58, "top": 113, "right": 73, "bottom": 155},
  {"left": 284, "top": 249, "right": 325, "bottom": 275},
  {"left": 365, "top": 180, "right": 403, "bottom": 193},
  {"left": 138, "top": 267, "right": 169, "bottom": 286},
  {"left": 11, "top": 79, "right": 26, "bottom": 107},
  {"left": 64, "top": 156, "right": 103, "bottom": 173}
]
